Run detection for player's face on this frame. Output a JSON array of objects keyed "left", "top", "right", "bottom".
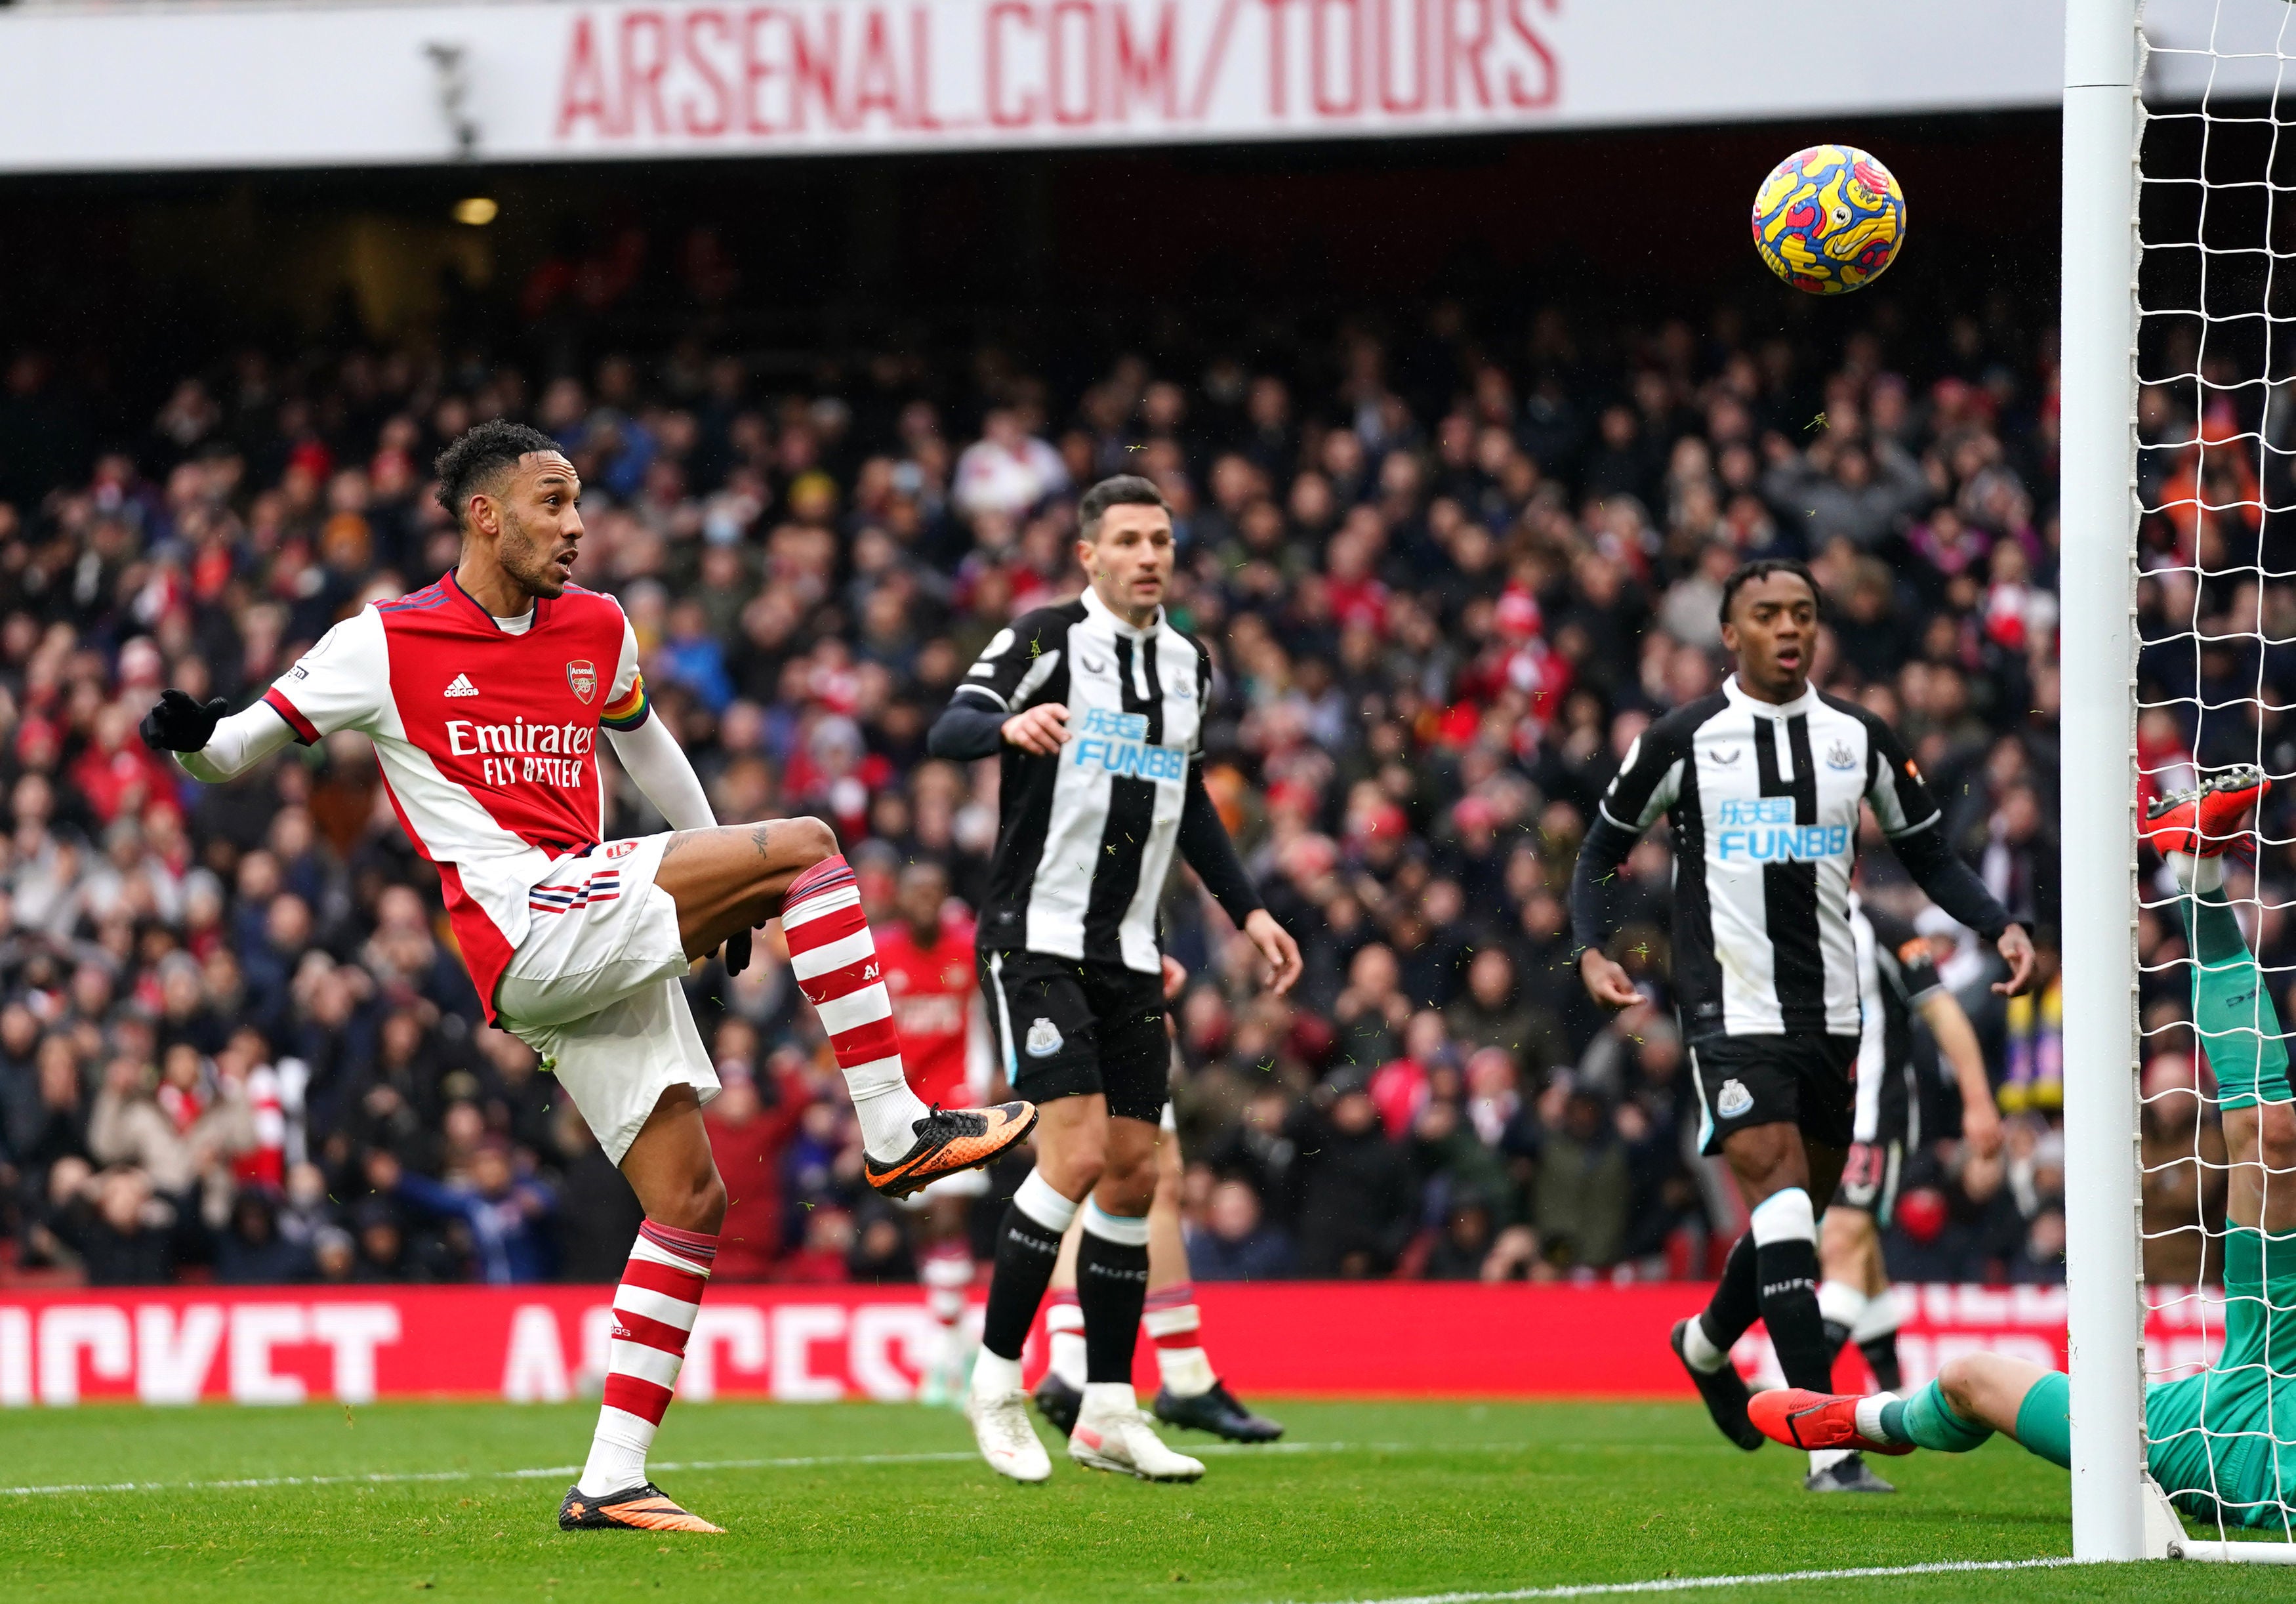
[
  {"left": 1720, "top": 571, "right": 1818, "bottom": 701},
  {"left": 493, "top": 452, "right": 586, "bottom": 598},
  {"left": 1079, "top": 504, "right": 1174, "bottom": 623}
]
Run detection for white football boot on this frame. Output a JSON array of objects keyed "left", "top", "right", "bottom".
[
  {"left": 966, "top": 1388, "right": 1052, "bottom": 1483},
  {"left": 1068, "top": 1391, "right": 1206, "bottom": 1482}
]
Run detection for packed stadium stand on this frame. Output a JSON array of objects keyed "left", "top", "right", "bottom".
[{"left": 0, "top": 180, "right": 2179, "bottom": 1293}]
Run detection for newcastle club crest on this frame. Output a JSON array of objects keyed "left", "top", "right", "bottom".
[{"left": 565, "top": 659, "right": 597, "bottom": 704}]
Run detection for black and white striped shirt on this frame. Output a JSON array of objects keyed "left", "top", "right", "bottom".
[
  {"left": 943, "top": 588, "right": 1216, "bottom": 974},
  {"left": 1587, "top": 676, "right": 1944, "bottom": 1040}
]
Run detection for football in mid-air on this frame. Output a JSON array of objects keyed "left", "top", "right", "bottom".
[{"left": 1750, "top": 144, "right": 1906, "bottom": 295}]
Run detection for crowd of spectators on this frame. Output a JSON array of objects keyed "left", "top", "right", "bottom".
[{"left": 0, "top": 264, "right": 2193, "bottom": 1292}]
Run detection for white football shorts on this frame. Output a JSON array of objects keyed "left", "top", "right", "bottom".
[{"left": 492, "top": 832, "right": 718, "bottom": 1164}]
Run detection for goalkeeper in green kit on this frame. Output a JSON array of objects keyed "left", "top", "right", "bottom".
[{"left": 1752, "top": 766, "right": 2296, "bottom": 1529}]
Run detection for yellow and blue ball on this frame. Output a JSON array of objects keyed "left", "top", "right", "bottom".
[{"left": 1751, "top": 144, "right": 1906, "bottom": 295}]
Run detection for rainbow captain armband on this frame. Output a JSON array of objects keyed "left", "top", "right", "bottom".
[{"left": 600, "top": 672, "right": 649, "bottom": 731}]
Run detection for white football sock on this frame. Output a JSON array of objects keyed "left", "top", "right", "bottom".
[
  {"left": 1679, "top": 1317, "right": 1729, "bottom": 1374},
  {"left": 1818, "top": 1278, "right": 1869, "bottom": 1333},
  {"left": 970, "top": 1349, "right": 1022, "bottom": 1401},
  {"left": 1080, "top": 1381, "right": 1136, "bottom": 1420},
  {"left": 1046, "top": 1297, "right": 1087, "bottom": 1388},
  {"left": 2169, "top": 850, "right": 2223, "bottom": 894}
]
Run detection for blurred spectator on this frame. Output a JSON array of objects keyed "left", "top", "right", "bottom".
[{"left": 1186, "top": 1178, "right": 1296, "bottom": 1281}]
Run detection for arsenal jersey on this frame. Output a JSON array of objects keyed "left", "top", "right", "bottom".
[
  {"left": 260, "top": 575, "right": 649, "bottom": 1016},
  {"left": 876, "top": 915, "right": 979, "bottom": 1107}
]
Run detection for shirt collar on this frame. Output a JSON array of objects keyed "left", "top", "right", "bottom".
[
  {"left": 1722, "top": 673, "right": 1816, "bottom": 718},
  {"left": 1080, "top": 584, "right": 1160, "bottom": 640},
  {"left": 446, "top": 571, "right": 547, "bottom": 633}
]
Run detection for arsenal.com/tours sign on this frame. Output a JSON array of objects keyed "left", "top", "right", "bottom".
[{"left": 0, "top": 0, "right": 2072, "bottom": 173}]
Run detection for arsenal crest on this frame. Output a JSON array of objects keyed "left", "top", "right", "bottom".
[{"left": 565, "top": 659, "right": 597, "bottom": 703}]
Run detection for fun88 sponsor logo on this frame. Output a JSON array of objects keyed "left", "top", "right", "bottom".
[
  {"left": 1716, "top": 797, "right": 1849, "bottom": 863},
  {"left": 1073, "top": 708, "right": 1185, "bottom": 786}
]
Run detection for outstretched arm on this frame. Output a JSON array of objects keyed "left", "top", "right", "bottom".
[
  {"left": 148, "top": 611, "right": 388, "bottom": 781},
  {"left": 161, "top": 699, "right": 300, "bottom": 783}
]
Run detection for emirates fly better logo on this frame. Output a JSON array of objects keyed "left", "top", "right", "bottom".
[{"left": 565, "top": 660, "right": 596, "bottom": 703}]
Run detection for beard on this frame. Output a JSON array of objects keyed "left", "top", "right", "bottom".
[{"left": 499, "top": 508, "right": 569, "bottom": 598}]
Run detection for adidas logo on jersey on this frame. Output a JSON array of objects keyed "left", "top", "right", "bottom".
[{"left": 444, "top": 674, "right": 480, "bottom": 698}]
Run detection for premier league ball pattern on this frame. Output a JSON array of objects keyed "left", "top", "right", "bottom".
[{"left": 1751, "top": 145, "right": 1906, "bottom": 295}]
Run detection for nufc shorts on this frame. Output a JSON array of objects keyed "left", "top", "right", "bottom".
[
  {"left": 979, "top": 948, "right": 1170, "bottom": 1124},
  {"left": 1688, "top": 1033, "right": 1860, "bottom": 1157}
]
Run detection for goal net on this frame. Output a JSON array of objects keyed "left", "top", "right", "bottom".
[{"left": 2113, "top": 0, "right": 2296, "bottom": 1562}]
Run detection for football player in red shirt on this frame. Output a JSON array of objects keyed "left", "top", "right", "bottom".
[{"left": 140, "top": 421, "right": 1037, "bottom": 1532}]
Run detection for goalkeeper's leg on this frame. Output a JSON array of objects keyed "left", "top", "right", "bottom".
[{"left": 1749, "top": 1353, "right": 2069, "bottom": 1469}]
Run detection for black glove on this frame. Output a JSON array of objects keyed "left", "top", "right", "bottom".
[
  {"left": 139, "top": 689, "right": 230, "bottom": 753},
  {"left": 723, "top": 930, "right": 752, "bottom": 977}
]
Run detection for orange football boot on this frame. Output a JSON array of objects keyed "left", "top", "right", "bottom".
[
  {"left": 1748, "top": 1388, "right": 1910, "bottom": 1456},
  {"left": 2144, "top": 765, "right": 2270, "bottom": 857},
  {"left": 558, "top": 1482, "right": 725, "bottom": 1534},
  {"left": 863, "top": 1101, "right": 1038, "bottom": 1199}
]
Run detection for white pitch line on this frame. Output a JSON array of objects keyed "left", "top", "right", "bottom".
[
  {"left": 1265, "top": 1557, "right": 2090, "bottom": 1604},
  {"left": 0, "top": 1435, "right": 1712, "bottom": 1501}
]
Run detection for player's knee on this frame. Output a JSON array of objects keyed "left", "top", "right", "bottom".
[
  {"left": 1099, "top": 1146, "right": 1157, "bottom": 1214},
  {"left": 1039, "top": 1136, "right": 1107, "bottom": 1199},
  {"left": 785, "top": 814, "right": 838, "bottom": 870},
  {"left": 1937, "top": 1353, "right": 1986, "bottom": 1415},
  {"left": 2261, "top": 1102, "right": 2296, "bottom": 1173},
  {"left": 657, "top": 1164, "right": 727, "bottom": 1235}
]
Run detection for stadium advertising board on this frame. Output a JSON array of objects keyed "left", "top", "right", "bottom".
[
  {"left": 0, "top": 0, "right": 2072, "bottom": 173},
  {"left": 0, "top": 1283, "right": 2218, "bottom": 1405}
]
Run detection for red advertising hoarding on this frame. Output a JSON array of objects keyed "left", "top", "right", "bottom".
[{"left": 0, "top": 1281, "right": 2219, "bottom": 1407}]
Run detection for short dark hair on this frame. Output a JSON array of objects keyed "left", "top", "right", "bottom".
[
  {"left": 432, "top": 419, "right": 564, "bottom": 527},
  {"left": 1718, "top": 557, "right": 1820, "bottom": 627},
  {"left": 1078, "top": 474, "right": 1168, "bottom": 541}
]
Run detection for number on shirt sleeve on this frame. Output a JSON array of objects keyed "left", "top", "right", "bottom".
[
  {"left": 600, "top": 615, "right": 650, "bottom": 731},
  {"left": 953, "top": 611, "right": 1064, "bottom": 713},
  {"left": 262, "top": 609, "right": 388, "bottom": 745},
  {"left": 1860, "top": 712, "right": 1943, "bottom": 838}
]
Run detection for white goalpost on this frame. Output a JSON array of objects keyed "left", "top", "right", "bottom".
[
  {"left": 2066, "top": 0, "right": 2296, "bottom": 1563},
  {"left": 2059, "top": 0, "right": 2149, "bottom": 1567}
]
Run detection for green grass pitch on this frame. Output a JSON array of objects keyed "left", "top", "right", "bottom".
[{"left": 0, "top": 1397, "right": 2286, "bottom": 1602}]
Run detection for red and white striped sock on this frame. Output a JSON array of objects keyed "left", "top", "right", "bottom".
[
  {"left": 1045, "top": 1288, "right": 1086, "bottom": 1388},
  {"left": 579, "top": 1221, "right": 716, "bottom": 1496},
  {"left": 780, "top": 855, "right": 931, "bottom": 1161},
  {"left": 1144, "top": 1281, "right": 1216, "bottom": 1397}
]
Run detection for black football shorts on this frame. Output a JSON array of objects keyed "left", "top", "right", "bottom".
[
  {"left": 1687, "top": 1033, "right": 1860, "bottom": 1157},
  {"left": 978, "top": 947, "right": 1170, "bottom": 1124}
]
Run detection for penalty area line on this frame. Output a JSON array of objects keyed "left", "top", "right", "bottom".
[{"left": 1271, "top": 1556, "right": 2086, "bottom": 1604}]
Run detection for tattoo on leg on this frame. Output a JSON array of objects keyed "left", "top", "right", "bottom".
[
  {"left": 750, "top": 821, "right": 772, "bottom": 862},
  {"left": 659, "top": 831, "right": 691, "bottom": 863}
]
